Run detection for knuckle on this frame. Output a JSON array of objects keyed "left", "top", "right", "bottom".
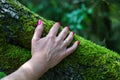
[
  {"left": 56, "top": 39, "right": 61, "bottom": 44},
  {"left": 35, "top": 27, "right": 42, "bottom": 32},
  {"left": 32, "top": 38, "right": 37, "bottom": 42},
  {"left": 69, "top": 36, "right": 73, "bottom": 41},
  {"left": 64, "top": 40, "right": 69, "bottom": 45},
  {"left": 62, "top": 28, "right": 68, "bottom": 34},
  {"left": 35, "top": 28, "right": 39, "bottom": 33},
  {"left": 64, "top": 30, "right": 68, "bottom": 34},
  {"left": 54, "top": 41, "right": 60, "bottom": 47},
  {"left": 61, "top": 43, "right": 66, "bottom": 48},
  {"left": 69, "top": 34, "right": 74, "bottom": 39},
  {"left": 47, "top": 35, "right": 55, "bottom": 41},
  {"left": 48, "top": 35, "right": 55, "bottom": 39},
  {"left": 57, "top": 36, "right": 63, "bottom": 41},
  {"left": 73, "top": 45, "right": 77, "bottom": 49}
]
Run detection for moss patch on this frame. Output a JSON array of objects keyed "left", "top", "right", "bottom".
[
  {"left": 0, "top": 72, "right": 6, "bottom": 79},
  {"left": 0, "top": 44, "right": 31, "bottom": 74}
]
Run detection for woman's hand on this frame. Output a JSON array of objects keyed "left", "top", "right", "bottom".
[
  {"left": 26, "top": 20, "right": 80, "bottom": 79},
  {"left": 31, "top": 20, "right": 80, "bottom": 69}
]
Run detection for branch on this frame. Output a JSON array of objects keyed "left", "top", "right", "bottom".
[{"left": 0, "top": 0, "right": 120, "bottom": 79}]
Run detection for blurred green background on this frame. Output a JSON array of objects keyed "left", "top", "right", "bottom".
[{"left": 19, "top": 0, "right": 120, "bottom": 53}]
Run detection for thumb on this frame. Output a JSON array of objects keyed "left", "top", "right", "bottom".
[{"left": 32, "top": 20, "right": 44, "bottom": 40}]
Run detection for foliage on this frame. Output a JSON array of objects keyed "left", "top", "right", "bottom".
[
  {"left": 62, "top": 4, "right": 93, "bottom": 32},
  {"left": 0, "top": 72, "right": 6, "bottom": 79}
]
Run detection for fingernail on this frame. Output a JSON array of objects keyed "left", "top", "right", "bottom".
[
  {"left": 77, "top": 41, "right": 80, "bottom": 45},
  {"left": 57, "top": 22, "right": 60, "bottom": 26},
  {"left": 37, "top": 20, "right": 42, "bottom": 26},
  {"left": 67, "top": 26, "right": 70, "bottom": 30},
  {"left": 72, "top": 32, "right": 74, "bottom": 35}
]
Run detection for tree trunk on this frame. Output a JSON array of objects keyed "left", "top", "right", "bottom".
[{"left": 0, "top": 0, "right": 120, "bottom": 79}]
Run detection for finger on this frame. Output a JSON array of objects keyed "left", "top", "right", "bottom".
[
  {"left": 62, "top": 32, "right": 74, "bottom": 47},
  {"left": 47, "top": 22, "right": 60, "bottom": 37},
  {"left": 57, "top": 27, "right": 69, "bottom": 41},
  {"left": 63, "top": 41, "right": 80, "bottom": 58},
  {"left": 32, "top": 20, "right": 44, "bottom": 40}
]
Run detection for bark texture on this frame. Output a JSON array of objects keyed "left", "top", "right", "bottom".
[{"left": 0, "top": 0, "right": 120, "bottom": 80}]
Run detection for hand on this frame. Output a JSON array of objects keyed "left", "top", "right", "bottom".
[
  {"left": 26, "top": 20, "right": 80, "bottom": 79},
  {"left": 31, "top": 20, "right": 80, "bottom": 70}
]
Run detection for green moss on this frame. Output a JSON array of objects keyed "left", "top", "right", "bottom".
[
  {"left": 0, "top": 0, "right": 120, "bottom": 79},
  {"left": 0, "top": 72, "right": 6, "bottom": 79},
  {"left": 0, "top": 44, "right": 31, "bottom": 74}
]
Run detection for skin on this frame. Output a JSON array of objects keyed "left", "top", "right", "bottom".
[{"left": 2, "top": 20, "right": 79, "bottom": 80}]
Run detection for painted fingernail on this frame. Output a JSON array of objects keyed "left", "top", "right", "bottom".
[
  {"left": 37, "top": 20, "right": 42, "bottom": 26},
  {"left": 57, "top": 22, "right": 60, "bottom": 26},
  {"left": 77, "top": 41, "right": 80, "bottom": 45},
  {"left": 72, "top": 32, "right": 74, "bottom": 35},
  {"left": 67, "top": 26, "right": 70, "bottom": 30}
]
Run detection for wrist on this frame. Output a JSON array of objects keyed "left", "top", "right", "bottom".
[
  {"left": 18, "top": 59, "right": 38, "bottom": 80},
  {"left": 21, "top": 58, "right": 49, "bottom": 79},
  {"left": 2, "top": 59, "right": 38, "bottom": 80}
]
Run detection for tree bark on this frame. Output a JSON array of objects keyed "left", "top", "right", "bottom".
[{"left": 0, "top": 0, "right": 120, "bottom": 79}]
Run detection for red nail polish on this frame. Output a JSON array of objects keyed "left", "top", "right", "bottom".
[
  {"left": 77, "top": 41, "right": 80, "bottom": 45},
  {"left": 67, "top": 27, "right": 70, "bottom": 30},
  {"left": 37, "top": 20, "right": 42, "bottom": 26},
  {"left": 72, "top": 32, "right": 74, "bottom": 35},
  {"left": 57, "top": 22, "right": 60, "bottom": 26}
]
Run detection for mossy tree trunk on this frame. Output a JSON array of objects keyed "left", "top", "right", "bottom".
[{"left": 0, "top": 0, "right": 120, "bottom": 80}]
